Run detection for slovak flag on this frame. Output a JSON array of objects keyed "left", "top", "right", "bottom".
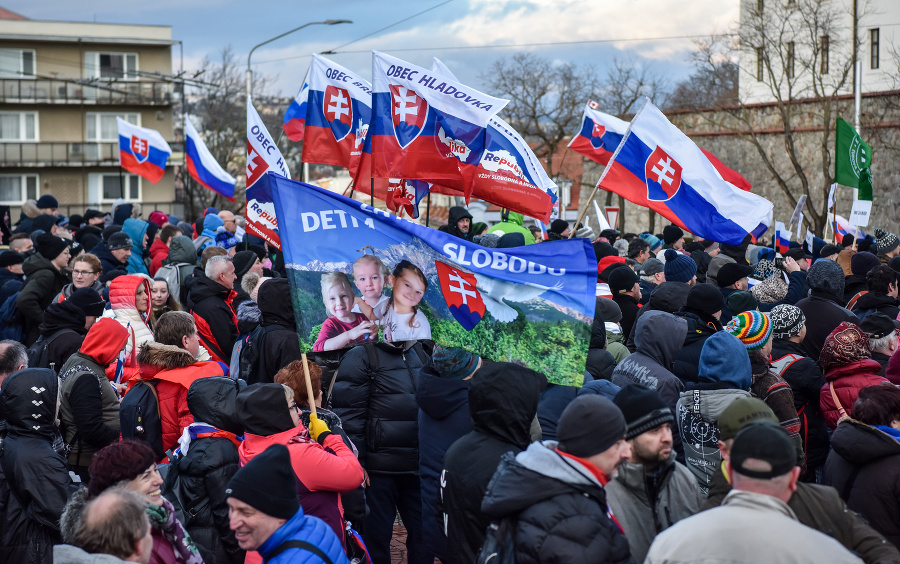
[
  {"left": 568, "top": 103, "right": 629, "bottom": 165},
  {"left": 431, "top": 58, "right": 557, "bottom": 222},
  {"left": 302, "top": 54, "right": 372, "bottom": 178},
  {"left": 774, "top": 221, "right": 791, "bottom": 254},
  {"left": 596, "top": 99, "right": 773, "bottom": 245},
  {"left": 185, "top": 117, "right": 236, "bottom": 201},
  {"left": 246, "top": 99, "right": 291, "bottom": 249},
  {"left": 366, "top": 51, "right": 508, "bottom": 198},
  {"left": 117, "top": 118, "right": 171, "bottom": 184},
  {"left": 282, "top": 81, "right": 309, "bottom": 142},
  {"left": 533, "top": 218, "right": 549, "bottom": 241},
  {"left": 832, "top": 213, "right": 867, "bottom": 239}
]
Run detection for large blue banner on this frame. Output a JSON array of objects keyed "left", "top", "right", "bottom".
[{"left": 267, "top": 172, "right": 596, "bottom": 385}]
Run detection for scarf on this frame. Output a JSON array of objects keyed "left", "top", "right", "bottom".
[
  {"left": 875, "top": 425, "right": 900, "bottom": 443},
  {"left": 173, "top": 422, "right": 242, "bottom": 459},
  {"left": 146, "top": 497, "right": 203, "bottom": 564},
  {"left": 554, "top": 448, "right": 624, "bottom": 534}
]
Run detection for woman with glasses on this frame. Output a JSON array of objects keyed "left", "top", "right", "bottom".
[
  {"left": 60, "top": 440, "right": 204, "bottom": 564},
  {"left": 235, "top": 382, "right": 364, "bottom": 560},
  {"left": 54, "top": 253, "right": 104, "bottom": 302}
]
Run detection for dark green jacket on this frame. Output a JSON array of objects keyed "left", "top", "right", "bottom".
[{"left": 16, "top": 253, "right": 70, "bottom": 345}]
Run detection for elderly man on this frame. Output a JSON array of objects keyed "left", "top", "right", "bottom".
[
  {"left": 646, "top": 421, "right": 864, "bottom": 564},
  {"left": 218, "top": 210, "right": 238, "bottom": 234},
  {"left": 860, "top": 312, "right": 900, "bottom": 377},
  {"left": 226, "top": 443, "right": 348, "bottom": 563},
  {"left": 186, "top": 255, "right": 238, "bottom": 363}
]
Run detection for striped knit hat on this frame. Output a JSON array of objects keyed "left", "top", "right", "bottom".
[{"left": 725, "top": 310, "right": 772, "bottom": 351}]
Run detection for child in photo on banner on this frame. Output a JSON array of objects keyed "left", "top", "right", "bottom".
[
  {"left": 379, "top": 260, "right": 431, "bottom": 342},
  {"left": 351, "top": 250, "right": 391, "bottom": 321},
  {"left": 313, "top": 272, "right": 375, "bottom": 351}
]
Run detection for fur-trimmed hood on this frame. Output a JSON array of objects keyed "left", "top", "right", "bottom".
[{"left": 137, "top": 342, "right": 196, "bottom": 378}]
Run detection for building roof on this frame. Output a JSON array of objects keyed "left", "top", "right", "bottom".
[
  {"left": 0, "top": 6, "right": 27, "bottom": 20},
  {"left": 0, "top": 11, "right": 173, "bottom": 46}
]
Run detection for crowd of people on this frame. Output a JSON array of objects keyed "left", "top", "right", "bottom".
[{"left": 1, "top": 196, "right": 900, "bottom": 564}]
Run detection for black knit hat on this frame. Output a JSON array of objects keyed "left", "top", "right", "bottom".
[
  {"left": 101, "top": 225, "right": 122, "bottom": 242},
  {"left": 232, "top": 250, "right": 257, "bottom": 279},
  {"left": 550, "top": 219, "right": 569, "bottom": 235},
  {"left": 663, "top": 225, "right": 684, "bottom": 246},
  {"left": 35, "top": 233, "right": 68, "bottom": 261},
  {"left": 68, "top": 287, "right": 106, "bottom": 317},
  {"left": 107, "top": 232, "right": 134, "bottom": 251},
  {"left": 557, "top": 395, "right": 626, "bottom": 457},
  {"left": 684, "top": 283, "right": 725, "bottom": 316},
  {"left": 0, "top": 250, "right": 24, "bottom": 268},
  {"left": 613, "top": 384, "right": 674, "bottom": 440},
  {"left": 596, "top": 297, "right": 623, "bottom": 323},
  {"left": 236, "top": 383, "right": 296, "bottom": 436},
  {"left": 36, "top": 194, "right": 58, "bottom": 209},
  {"left": 226, "top": 444, "right": 299, "bottom": 519},
  {"left": 875, "top": 228, "right": 900, "bottom": 255},
  {"left": 609, "top": 266, "right": 639, "bottom": 294},
  {"left": 850, "top": 251, "right": 881, "bottom": 276}
]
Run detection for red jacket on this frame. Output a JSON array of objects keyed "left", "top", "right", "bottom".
[
  {"left": 148, "top": 239, "right": 169, "bottom": 277},
  {"left": 239, "top": 425, "right": 364, "bottom": 551},
  {"left": 820, "top": 358, "right": 890, "bottom": 429},
  {"left": 136, "top": 343, "right": 227, "bottom": 453}
]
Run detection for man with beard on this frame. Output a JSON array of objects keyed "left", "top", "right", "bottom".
[{"left": 606, "top": 385, "right": 702, "bottom": 562}]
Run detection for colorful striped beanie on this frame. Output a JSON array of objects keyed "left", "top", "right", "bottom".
[{"left": 725, "top": 310, "right": 772, "bottom": 351}]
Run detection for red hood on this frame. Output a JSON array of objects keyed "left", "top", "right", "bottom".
[
  {"left": 148, "top": 238, "right": 169, "bottom": 259},
  {"left": 82, "top": 318, "right": 131, "bottom": 365},
  {"left": 109, "top": 274, "right": 151, "bottom": 312},
  {"left": 825, "top": 358, "right": 885, "bottom": 382},
  {"left": 239, "top": 427, "right": 303, "bottom": 465}
]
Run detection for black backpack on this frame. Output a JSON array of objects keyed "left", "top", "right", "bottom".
[
  {"left": 475, "top": 516, "right": 517, "bottom": 564},
  {"left": 120, "top": 380, "right": 165, "bottom": 460},
  {"left": 237, "top": 324, "right": 277, "bottom": 385},
  {"left": 26, "top": 328, "right": 77, "bottom": 373}
]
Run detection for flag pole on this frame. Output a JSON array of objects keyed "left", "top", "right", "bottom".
[
  {"left": 370, "top": 177, "right": 374, "bottom": 207},
  {"left": 425, "top": 192, "right": 431, "bottom": 228},
  {"left": 569, "top": 181, "right": 601, "bottom": 239},
  {"left": 119, "top": 166, "right": 125, "bottom": 199},
  {"left": 853, "top": 226, "right": 859, "bottom": 250}
]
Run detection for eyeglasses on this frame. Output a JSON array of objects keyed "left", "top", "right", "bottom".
[{"left": 72, "top": 269, "right": 98, "bottom": 276}]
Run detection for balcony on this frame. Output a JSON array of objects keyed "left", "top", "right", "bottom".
[
  {"left": 0, "top": 142, "right": 185, "bottom": 167},
  {"left": 0, "top": 79, "right": 175, "bottom": 105}
]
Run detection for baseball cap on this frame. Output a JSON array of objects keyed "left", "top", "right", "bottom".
[
  {"left": 784, "top": 247, "right": 812, "bottom": 261},
  {"left": 641, "top": 258, "right": 664, "bottom": 276},
  {"left": 717, "top": 397, "right": 778, "bottom": 441},
  {"left": 859, "top": 312, "right": 900, "bottom": 340},
  {"left": 730, "top": 421, "right": 797, "bottom": 479}
]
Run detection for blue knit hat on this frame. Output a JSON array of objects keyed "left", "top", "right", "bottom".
[
  {"left": 698, "top": 331, "right": 751, "bottom": 390},
  {"left": 640, "top": 233, "right": 662, "bottom": 251},
  {"left": 432, "top": 345, "right": 480, "bottom": 380},
  {"left": 663, "top": 249, "right": 697, "bottom": 283}
]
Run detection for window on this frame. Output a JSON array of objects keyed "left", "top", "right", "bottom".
[
  {"left": 89, "top": 172, "right": 140, "bottom": 203},
  {"left": 757, "top": 47, "right": 765, "bottom": 81},
  {"left": 85, "top": 52, "right": 138, "bottom": 80},
  {"left": 0, "top": 112, "right": 37, "bottom": 141},
  {"left": 871, "top": 28, "right": 880, "bottom": 69},
  {"left": 86, "top": 113, "right": 139, "bottom": 142},
  {"left": 0, "top": 174, "right": 38, "bottom": 204},
  {"left": 786, "top": 41, "right": 795, "bottom": 79},
  {"left": 0, "top": 49, "right": 35, "bottom": 78},
  {"left": 820, "top": 35, "right": 829, "bottom": 74}
]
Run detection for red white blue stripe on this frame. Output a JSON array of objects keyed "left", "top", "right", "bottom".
[
  {"left": 117, "top": 118, "right": 171, "bottom": 184},
  {"left": 774, "top": 221, "right": 791, "bottom": 254},
  {"left": 568, "top": 102, "right": 629, "bottom": 165},
  {"left": 596, "top": 99, "right": 773, "bottom": 245},
  {"left": 185, "top": 117, "right": 236, "bottom": 201},
  {"left": 833, "top": 214, "right": 867, "bottom": 239},
  {"left": 283, "top": 81, "right": 309, "bottom": 142}
]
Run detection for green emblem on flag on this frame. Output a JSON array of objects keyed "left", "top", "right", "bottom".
[{"left": 835, "top": 117, "right": 873, "bottom": 200}]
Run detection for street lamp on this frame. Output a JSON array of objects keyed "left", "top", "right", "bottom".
[{"left": 246, "top": 19, "right": 352, "bottom": 103}]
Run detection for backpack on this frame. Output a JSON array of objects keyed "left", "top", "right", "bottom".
[
  {"left": 120, "top": 380, "right": 165, "bottom": 460},
  {"left": 237, "top": 324, "right": 278, "bottom": 385},
  {"left": 156, "top": 263, "right": 185, "bottom": 306},
  {"left": 475, "top": 516, "right": 517, "bottom": 564},
  {"left": 26, "top": 328, "right": 77, "bottom": 373},
  {"left": 0, "top": 290, "right": 22, "bottom": 341}
]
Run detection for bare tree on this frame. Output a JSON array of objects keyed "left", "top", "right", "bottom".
[
  {"left": 691, "top": 0, "right": 863, "bottom": 235},
  {"left": 668, "top": 60, "right": 738, "bottom": 110}
]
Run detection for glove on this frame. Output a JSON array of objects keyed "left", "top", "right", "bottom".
[{"left": 308, "top": 413, "right": 331, "bottom": 443}]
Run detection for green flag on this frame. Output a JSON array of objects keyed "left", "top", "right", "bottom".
[{"left": 835, "top": 117, "right": 873, "bottom": 200}]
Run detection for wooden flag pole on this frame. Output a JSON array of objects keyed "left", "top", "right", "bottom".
[
  {"left": 853, "top": 227, "right": 859, "bottom": 251},
  {"left": 300, "top": 352, "right": 316, "bottom": 418}
]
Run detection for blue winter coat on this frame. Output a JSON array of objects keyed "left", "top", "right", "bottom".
[
  {"left": 255, "top": 506, "right": 349, "bottom": 564},
  {"left": 122, "top": 218, "right": 149, "bottom": 275}
]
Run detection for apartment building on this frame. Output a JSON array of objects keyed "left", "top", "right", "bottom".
[{"left": 0, "top": 8, "right": 179, "bottom": 219}]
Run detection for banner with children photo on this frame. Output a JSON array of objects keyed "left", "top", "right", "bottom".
[{"left": 265, "top": 172, "right": 596, "bottom": 386}]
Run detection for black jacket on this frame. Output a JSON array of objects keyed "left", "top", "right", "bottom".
[
  {"left": 0, "top": 268, "right": 23, "bottom": 307},
  {"left": 16, "top": 253, "right": 70, "bottom": 346},
  {"left": 332, "top": 341, "right": 430, "bottom": 474},
  {"left": 481, "top": 445, "right": 633, "bottom": 564},
  {"left": 257, "top": 278, "right": 302, "bottom": 382},
  {"left": 771, "top": 339, "right": 830, "bottom": 473},
  {"left": 672, "top": 310, "right": 720, "bottom": 383},
  {"left": 852, "top": 291, "right": 900, "bottom": 320},
  {"left": 164, "top": 377, "right": 244, "bottom": 564},
  {"left": 89, "top": 240, "right": 128, "bottom": 275},
  {"left": 612, "top": 293, "right": 640, "bottom": 340},
  {"left": 844, "top": 274, "right": 869, "bottom": 305},
  {"left": 37, "top": 300, "right": 87, "bottom": 371},
  {"left": 625, "top": 282, "right": 690, "bottom": 353},
  {"left": 185, "top": 271, "right": 239, "bottom": 363},
  {"left": 826, "top": 419, "right": 900, "bottom": 549},
  {"left": 441, "top": 363, "right": 545, "bottom": 564},
  {"left": 586, "top": 305, "right": 616, "bottom": 382},
  {"left": 0, "top": 369, "right": 71, "bottom": 564},
  {"left": 416, "top": 364, "right": 474, "bottom": 560},
  {"left": 438, "top": 206, "right": 474, "bottom": 241},
  {"left": 796, "top": 291, "right": 860, "bottom": 363}
]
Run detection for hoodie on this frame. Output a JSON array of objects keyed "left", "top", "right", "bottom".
[
  {"left": 441, "top": 363, "right": 546, "bottom": 564},
  {"left": 162, "top": 235, "right": 199, "bottom": 304},
  {"left": 194, "top": 214, "right": 224, "bottom": 253},
  {"left": 148, "top": 237, "right": 169, "bottom": 276},
  {"left": 0, "top": 368, "right": 70, "bottom": 564},
  {"left": 438, "top": 206, "right": 474, "bottom": 240},
  {"left": 625, "top": 281, "right": 691, "bottom": 353},
  {"left": 122, "top": 218, "right": 150, "bottom": 275},
  {"left": 58, "top": 318, "right": 130, "bottom": 469},
  {"left": 480, "top": 443, "right": 633, "bottom": 564},
  {"left": 487, "top": 211, "right": 536, "bottom": 244},
  {"left": 17, "top": 251, "right": 71, "bottom": 345},
  {"left": 612, "top": 310, "right": 687, "bottom": 409},
  {"left": 37, "top": 299, "right": 88, "bottom": 371},
  {"left": 257, "top": 278, "right": 302, "bottom": 381}
]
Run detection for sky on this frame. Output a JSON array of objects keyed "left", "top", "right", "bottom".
[{"left": 4, "top": 0, "right": 741, "bottom": 99}]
